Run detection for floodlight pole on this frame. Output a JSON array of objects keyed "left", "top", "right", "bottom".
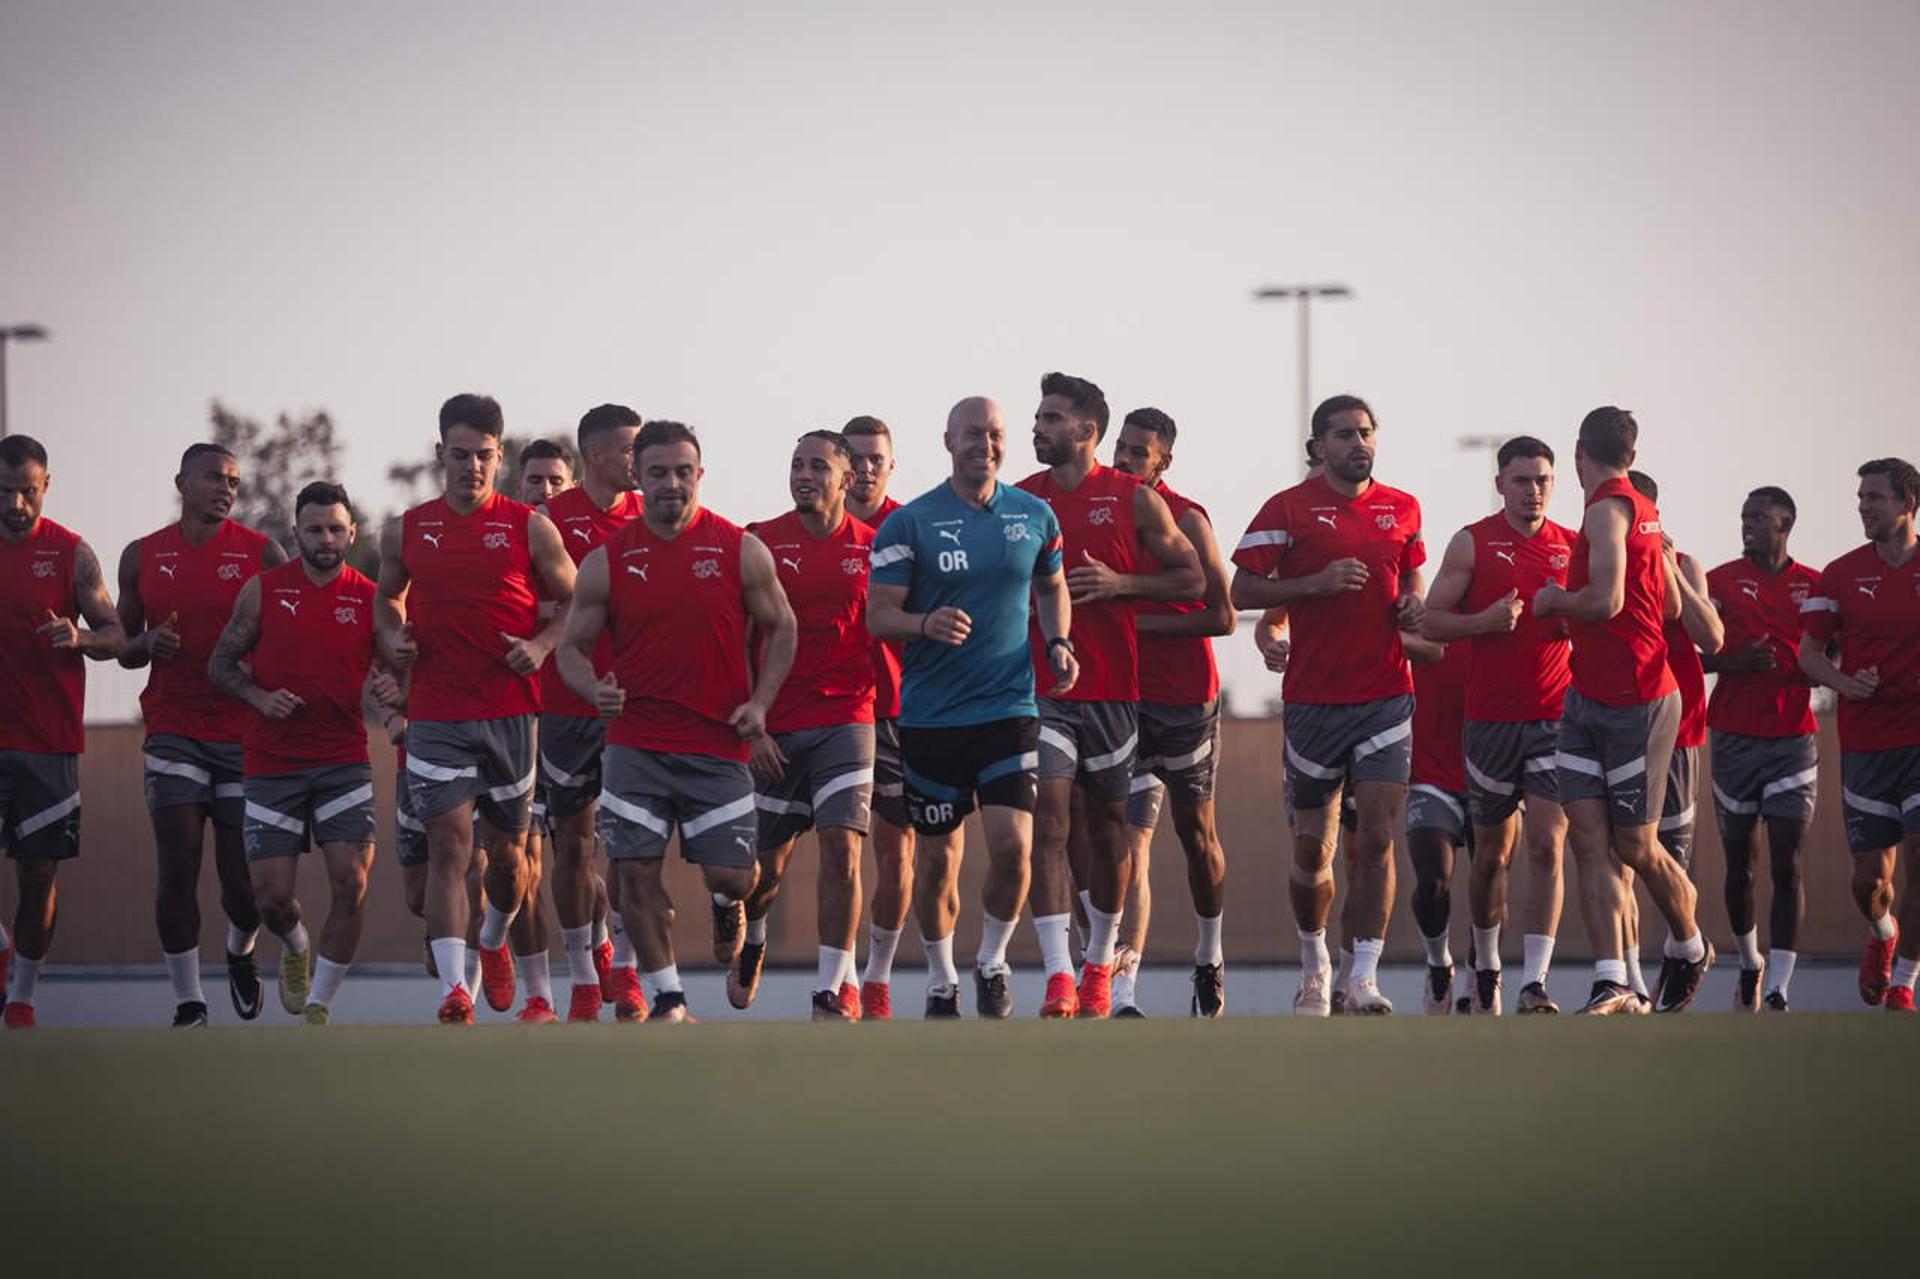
[{"left": 1252, "top": 286, "right": 1351, "bottom": 479}]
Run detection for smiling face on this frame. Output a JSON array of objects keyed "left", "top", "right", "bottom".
[
  {"left": 945, "top": 398, "right": 1005, "bottom": 487},
  {"left": 790, "top": 437, "right": 851, "bottom": 517},
  {"left": 1315, "top": 408, "right": 1375, "bottom": 485},
  {"left": 639, "top": 439, "right": 703, "bottom": 527},
  {"left": 178, "top": 452, "right": 241, "bottom": 525},
  {"left": 294, "top": 500, "right": 355, "bottom": 572},
  {"left": 438, "top": 424, "right": 501, "bottom": 505},
  {"left": 1740, "top": 494, "right": 1791, "bottom": 559},
  {"left": 1857, "top": 472, "right": 1914, "bottom": 542}
]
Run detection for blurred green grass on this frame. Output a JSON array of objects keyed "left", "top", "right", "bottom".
[{"left": 2, "top": 1015, "right": 1910, "bottom": 1276}]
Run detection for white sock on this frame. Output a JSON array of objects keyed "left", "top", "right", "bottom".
[
  {"left": 1623, "top": 948, "right": 1647, "bottom": 996},
  {"left": 1595, "top": 958, "right": 1628, "bottom": 986},
  {"left": 1033, "top": 913, "right": 1073, "bottom": 977},
  {"left": 1735, "top": 928, "right": 1762, "bottom": 970},
  {"left": 1195, "top": 913, "right": 1224, "bottom": 966},
  {"left": 478, "top": 903, "right": 516, "bottom": 950},
  {"left": 1471, "top": 924, "right": 1501, "bottom": 971},
  {"left": 712, "top": 891, "right": 737, "bottom": 908},
  {"left": 1298, "top": 927, "right": 1330, "bottom": 976},
  {"left": 591, "top": 913, "right": 610, "bottom": 949},
  {"left": 745, "top": 915, "right": 769, "bottom": 945},
  {"left": 976, "top": 914, "right": 1016, "bottom": 977},
  {"left": 1766, "top": 949, "right": 1797, "bottom": 997},
  {"left": 642, "top": 964, "right": 683, "bottom": 998},
  {"left": 277, "top": 921, "right": 309, "bottom": 956},
  {"left": 165, "top": 949, "right": 205, "bottom": 1005},
  {"left": 225, "top": 923, "right": 257, "bottom": 956},
  {"left": 817, "top": 945, "right": 851, "bottom": 992},
  {"left": 1523, "top": 934, "right": 1555, "bottom": 988},
  {"left": 864, "top": 926, "right": 902, "bottom": 985},
  {"left": 1351, "top": 937, "right": 1384, "bottom": 985},
  {"left": 1662, "top": 930, "right": 1706, "bottom": 963},
  {"left": 1078, "top": 889, "right": 1093, "bottom": 922},
  {"left": 465, "top": 951, "right": 482, "bottom": 995},
  {"left": 0, "top": 920, "right": 11, "bottom": 951},
  {"left": 562, "top": 925, "right": 595, "bottom": 987},
  {"left": 837, "top": 947, "right": 858, "bottom": 991},
  {"left": 1113, "top": 961, "right": 1139, "bottom": 1009},
  {"left": 518, "top": 951, "right": 552, "bottom": 1003},
  {"left": 1870, "top": 913, "right": 1896, "bottom": 941},
  {"left": 309, "top": 957, "right": 349, "bottom": 1008},
  {"left": 1894, "top": 956, "right": 1920, "bottom": 990},
  {"left": 610, "top": 914, "right": 638, "bottom": 969},
  {"left": 430, "top": 938, "right": 468, "bottom": 997},
  {"left": 1421, "top": 933, "right": 1452, "bottom": 968},
  {"left": 8, "top": 954, "right": 44, "bottom": 1006},
  {"left": 1085, "top": 906, "right": 1120, "bottom": 967},
  {"left": 922, "top": 933, "right": 960, "bottom": 990}
]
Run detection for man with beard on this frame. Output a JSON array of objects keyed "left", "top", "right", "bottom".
[{"left": 208, "top": 483, "right": 380, "bottom": 1023}]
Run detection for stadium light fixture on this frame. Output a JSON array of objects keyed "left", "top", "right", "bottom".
[{"left": 0, "top": 324, "right": 52, "bottom": 437}]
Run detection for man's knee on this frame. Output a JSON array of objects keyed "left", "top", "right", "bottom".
[{"left": 704, "top": 864, "right": 756, "bottom": 901}]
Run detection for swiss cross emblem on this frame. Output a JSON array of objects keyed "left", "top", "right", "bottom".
[
  {"left": 1549, "top": 554, "right": 1570, "bottom": 570},
  {"left": 1375, "top": 513, "right": 1397, "bottom": 530},
  {"left": 31, "top": 559, "right": 55, "bottom": 579},
  {"left": 335, "top": 606, "right": 359, "bottom": 624},
  {"left": 483, "top": 532, "right": 509, "bottom": 551},
  {"left": 692, "top": 559, "right": 721, "bottom": 579},
  {"left": 1005, "top": 522, "right": 1029, "bottom": 543},
  {"left": 1087, "top": 506, "right": 1114, "bottom": 527},
  {"left": 218, "top": 562, "right": 243, "bottom": 581},
  {"left": 1790, "top": 586, "right": 1808, "bottom": 605},
  {"left": 842, "top": 558, "right": 866, "bottom": 575}
]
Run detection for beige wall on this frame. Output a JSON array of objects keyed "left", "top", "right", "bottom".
[{"left": 1, "top": 717, "right": 1869, "bottom": 967}]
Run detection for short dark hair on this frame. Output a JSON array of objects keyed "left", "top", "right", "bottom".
[
  {"left": 1122, "top": 407, "right": 1177, "bottom": 447},
  {"left": 1310, "top": 394, "right": 1374, "bottom": 440},
  {"left": 1858, "top": 457, "right": 1920, "bottom": 514},
  {"left": 294, "top": 480, "right": 352, "bottom": 517},
  {"left": 1578, "top": 406, "right": 1638, "bottom": 469},
  {"left": 1040, "top": 372, "right": 1110, "bottom": 440},
  {"left": 1746, "top": 485, "right": 1797, "bottom": 522},
  {"left": 577, "top": 403, "right": 641, "bottom": 452},
  {"left": 439, "top": 393, "right": 504, "bottom": 441},
  {"left": 519, "top": 438, "right": 573, "bottom": 469},
  {"left": 179, "top": 442, "right": 234, "bottom": 475},
  {"left": 0, "top": 435, "right": 49, "bottom": 469},
  {"left": 842, "top": 416, "right": 891, "bottom": 440},
  {"left": 796, "top": 430, "right": 852, "bottom": 464},
  {"left": 635, "top": 419, "right": 700, "bottom": 461},
  {"left": 1496, "top": 435, "right": 1554, "bottom": 470},
  {"left": 1628, "top": 470, "right": 1659, "bottom": 503}
]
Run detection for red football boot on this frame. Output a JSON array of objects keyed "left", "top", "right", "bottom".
[
  {"left": 1076, "top": 962, "right": 1113, "bottom": 1019},
  {"left": 567, "top": 983, "right": 604, "bottom": 1023},
  {"left": 594, "top": 939, "right": 616, "bottom": 1001},
  {"left": 860, "top": 980, "right": 892, "bottom": 1021},
  {"left": 514, "top": 996, "right": 557, "bottom": 1024},
  {"left": 1886, "top": 985, "right": 1916, "bottom": 1013},
  {"left": 477, "top": 943, "right": 516, "bottom": 1012},
  {"left": 1039, "top": 971, "right": 1079, "bottom": 1019},
  {"left": 3, "top": 1000, "right": 35, "bottom": 1030},
  {"left": 838, "top": 981, "right": 862, "bottom": 1022},
  {"left": 1861, "top": 926, "right": 1898, "bottom": 1006},
  {"left": 609, "top": 967, "right": 648, "bottom": 1022},
  {"left": 437, "top": 986, "right": 475, "bottom": 1025}
]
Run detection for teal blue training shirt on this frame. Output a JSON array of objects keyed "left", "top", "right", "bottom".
[{"left": 870, "top": 479, "right": 1064, "bottom": 729}]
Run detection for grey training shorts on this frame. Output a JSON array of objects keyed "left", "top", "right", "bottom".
[
  {"left": 404, "top": 714, "right": 536, "bottom": 833},
  {"left": 755, "top": 722, "right": 876, "bottom": 850},
  {"left": 1407, "top": 784, "right": 1471, "bottom": 843},
  {"left": 1038, "top": 697, "right": 1140, "bottom": 804},
  {"left": 395, "top": 767, "right": 428, "bottom": 867},
  {"left": 1658, "top": 745, "right": 1700, "bottom": 870},
  {"left": 143, "top": 734, "right": 246, "bottom": 829},
  {"left": 1282, "top": 694, "right": 1415, "bottom": 812},
  {"left": 0, "top": 750, "right": 81, "bottom": 862},
  {"left": 1710, "top": 731, "right": 1818, "bottom": 838},
  {"left": 537, "top": 713, "right": 607, "bottom": 824},
  {"left": 1555, "top": 689, "right": 1678, "bottom": 828},
  {"left": 599, "top": 745, "right": 757, "bottom": 869},
  {"left": 872, "top": 718, "right": 908, "bottom": 829},
  {"left": 1462, "top": 719, "right": 1561, "bottom": 827},
  {"left": 1126, "top": 699, "right": 1222, "bottom": 830},
  {"left": 1840, "top": 747, "right": 1920, "bottom": 855},
  {"left": 243, "top": 763, "right": 376, "bottom": 859}
]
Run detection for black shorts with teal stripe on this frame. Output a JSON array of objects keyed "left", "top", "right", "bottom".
[{"left": 899, "top": 717, "right": 1040, "bottom": 836}]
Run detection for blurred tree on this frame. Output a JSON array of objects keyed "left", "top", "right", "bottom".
[{"left": 208, "top": 401, "right": 380, "bottom": 576}]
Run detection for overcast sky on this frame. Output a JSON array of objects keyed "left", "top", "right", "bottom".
[{"left": 5, "top": 1, "right": 1916, "bottom": 719}]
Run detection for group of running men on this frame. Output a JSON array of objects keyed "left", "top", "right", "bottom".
[{"left": 1, "top": 381, "right": 1916, "bottom": 1027}]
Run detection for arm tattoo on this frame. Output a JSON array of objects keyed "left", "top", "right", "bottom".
[{"left": 207, "top": 597, "right": 262, "bottom": 704}]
